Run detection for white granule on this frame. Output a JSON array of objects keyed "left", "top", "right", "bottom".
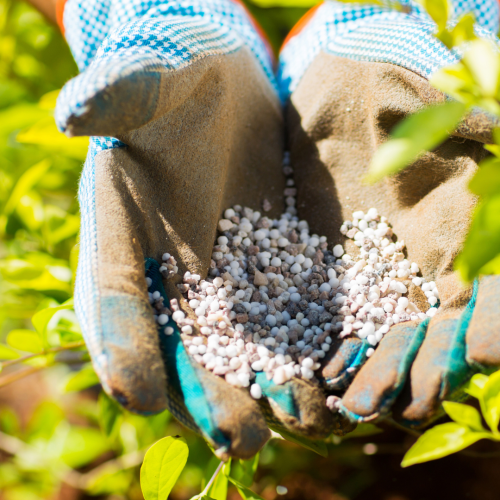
[{"left": 149, "top": 153, "right": 439, "bottom": 398}]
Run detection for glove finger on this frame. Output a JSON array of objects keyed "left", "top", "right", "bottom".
[
  {"left": 254, "top": 373, "right": 335, "bottom": 439},
  {"left": 149, "top": 260, "right": 270, "bottom": 459},
  {"left": 466, "top": 276, "right": 500, "bottom": 367},
  {"left": 339, "top": 321, "right": 426, "bottom": 422},
  {"left": 76, "top": 148, "right": 169, "bottom": 414},
  {"left": 320, "top": 337, "right": 370, "bottom": 391},
  {"left": 56, "top": 17, "right": 244, "bottom": 137},
  {"left": 392, "top": 283, "right": 477, "bottom": 427}
]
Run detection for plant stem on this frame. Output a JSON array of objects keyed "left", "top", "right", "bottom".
[
  {"left": 0, "top": 365, "right": 46, "bottom": 388},
  {"left": 200, "top": 460, "right": 224, "bottom": 497},
  {"left": 1, "top": 341, "right": 86, "bottom": 368}
]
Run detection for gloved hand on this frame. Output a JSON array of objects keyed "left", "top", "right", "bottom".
[
  {"left": 55, "top": 0, "right": 338, "bottom": 457},
  {"left": 279, "top": 0, "right": 500, "bottom": 429}
]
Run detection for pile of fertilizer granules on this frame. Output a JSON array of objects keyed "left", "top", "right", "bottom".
[{"left": 148, "top": 155, "right": 440, "bottom": 400}]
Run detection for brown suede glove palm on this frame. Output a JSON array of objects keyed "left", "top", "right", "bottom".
[{"left": 287, "top": 53, "right": 500, "bottom": 429}]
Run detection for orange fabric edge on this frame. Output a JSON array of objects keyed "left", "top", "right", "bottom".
[
  {"left": 56, "top": 0, "right": 67, "bottom": 35},
  {"left": 230, "top": 0, "right": 276, "bottom": 62},
  {"left": 281, "top": 2, "right": 323, "bottom": 50}
]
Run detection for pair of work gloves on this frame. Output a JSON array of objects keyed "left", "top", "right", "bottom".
[{"left": 55, "top": 0, "right": 500, "bottom": 458}]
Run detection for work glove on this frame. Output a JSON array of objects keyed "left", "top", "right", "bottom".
[
  {"left": 55, "top": 0, "right": 335, "bottom": 458},
  {"left": 279, "top": 0, "right": 500, "bottom": 429}
]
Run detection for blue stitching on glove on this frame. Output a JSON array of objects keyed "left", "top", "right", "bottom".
[
  {"left": 145, "top": 258, "right": 229, "bottom": 449},
  {"left": 322, "top": 339, "right": 371, "bottom": 391},
  {"left": 443, "top": 279, "right": 479, "bottom": 396},
  {"left": 255, "top": 372, "right": 297, "bottom": 418},
  {"left": 338, "top": 319, "right": 429, "bottom": 423}
]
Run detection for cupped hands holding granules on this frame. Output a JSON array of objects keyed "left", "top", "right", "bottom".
[{"left": 148, "top": 155, "right": 439, "bottom": 400}]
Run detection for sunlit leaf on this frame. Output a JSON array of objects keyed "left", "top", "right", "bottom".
[
  {"left": 0, "top": 103, "right": 47, "bottom": 137},
  {"left": 462, "top": 40, "right": 500, "bottom": 98},
  {"left": 17, "top": 117, "right": 88, "bottom": 160},
  {"left": 140, "top": 436, "right": 189, "bottom": 500},
  {"left": 448, "top": 13, "right": 476, "bottom": 47},
  {"left": 468, "top": 157, "right": 500, "bottom": 196},
  {"left": 431, "top": 63, "right": 477, "bottom": 105},
  {"left": 442, "top": 401, "right": 484, "bottom": 432},
  {"left": 98, "top": 391, "right": 122, "bottom": 436},
  {"left": 87, "top": 469, "right": 134, "bottom": 496},
  {"left": 466, "top": 373, "right": 489, "bottom": 399},
  {"left": 16, "top": 191, "right": 44, "bottom": 231},
  {"left": 339, "top": 423, "right": 382, "bottom": 439},
  {"left": 416, "top": 0, "right": 449, "bottom": 31},
  {"left": 0, "top": 255, "right": 72, "bottom": 294},
  {"left": 401, "top": 423, "right": 490, "bottom": 467},
  {"left": 31, "top": 299, "right": 74, "bottom": 345},
  {"left": 64, "top": 364, "right": 99, "bottom": 392},
  {"left": 201, "top": 457, "right": 229, "bottom": 500},
  {"left": 27, "top": 401, "right": 65, "bottom": 440},
  {"left": 2, "top": 159, "right": 50, "bottom": 217},
  {"left": 45, "top": 212, "right": 80, "bottom": 244},
  {"left": 366, "top": 101, "right": 467, "bottom": 183},
  {"left": 60, "top": 425, "right": 110, "bottom": 468},
  {"left": 207, "top": 464, "right": 228, "bottom": 500},
  {"left": 0, "top": 344, "right": 21, "bottom": 360},
  {"left": 455, "top": 195, "right": 500, "bottom": 281},
  {"left": 248, "top": 0, "right": 323, "bottom": 7},
  {"left": 479, "top": 370, "right": 500, "bottom": 433},
  {"left": 228, "top": 476, "right": 265, "bottom": 500},
  {"left": 6, "top": 329, "right": 42, "bottom": 353},
  {"left": 271, "top": 426, "right": 328, "bottom": 457},
  {"left": 230, "top": 454, "right": 259, "bottom": 487}
]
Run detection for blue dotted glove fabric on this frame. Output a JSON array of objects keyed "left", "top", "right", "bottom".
[{"left": 278, "top": 0, "right": 499, "bottom": 101}]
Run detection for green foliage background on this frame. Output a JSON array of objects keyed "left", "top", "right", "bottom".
[{"left": 1, "top": 0, "right": 500, "bottom": 499}]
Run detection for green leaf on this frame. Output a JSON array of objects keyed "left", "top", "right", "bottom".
[
  {"left": 228, "top": 477, "right": 265, "bottom": 500},
  {"left": 6, "top": 329, "right": 43, "bottom": 353},
  {"left": 201, "top": 457, "right": 229, "bottom": 500},
  {"left": 401, "top": 423, "right": 490, "bottom": 467},
  {"left": 2, "top": 159, "right": 51, "bottom": 217},
  {"left": 466, "top": 373, "right": 489, "bottom": 399},
  {"left": 463, "top": 40, "right": 500, "bottom": 98},
  {"left": 442, "top": 401, "right": 485, "bottom": 432},
  {"left": 271, "top": 426, "right": 328, "bottom": 457},
  {"left": 0, "top": 345, "right": 21, "bottom": 361},
  {"left": 366, "top": 101, "right": 466, "bottom": 183},
  {"left": 455, "top": 195, "right": 500, "bottom": 281},
  {"left": 431, "top": 63, "right": 477, "bottom": 105},
  {"left": 477, "top": 253, "right": 500, "bottom": 275},
  {"left": 448, "top": 13, "right": 476, "bottom": 47},
  {"left": 416, "top": 0, "right": 449, "bottom": 31},
  {"left": 230, "top": 454, "right": 259, "bottom": 488},
  {"left": 98, "top": 391, "right": 122, "bottom": 437},
  {"left": 480, "top": 370, "right": 500, "bottom": 433},
  {"left": 339, "top": 423, "right": 382, "bottom": 439},
  {"left": 27, "top": 401, "right": 65, "bottom": 440},
  {"left": 64, "top": 364, "right": 100, "bottom": 392},
  {"left": 60, "top": 425, "right": 110, "bottom": 468},
  {"left": 469, "top": 157, "right": 500, "bottom": 196},
  {"left": 16, "top": 191, "right": 44, "bottom": 231},
  {"left": 248, "top": 0, "right": 324, "bottom": 7},
  {"left": 0, "top": 103, "right": 48, "bottom": 137},
  {"left": 140, "top": 436, "right": 189, "bottom": 500},
  {"left": 207, "top": 466, "right": 228, "bottom": 500},
  {"left": 16, "top": 117, "right": 89, "bottom": 160},
  {"left": 31, "top": 299, "right": 74, "bottom": 346}
]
